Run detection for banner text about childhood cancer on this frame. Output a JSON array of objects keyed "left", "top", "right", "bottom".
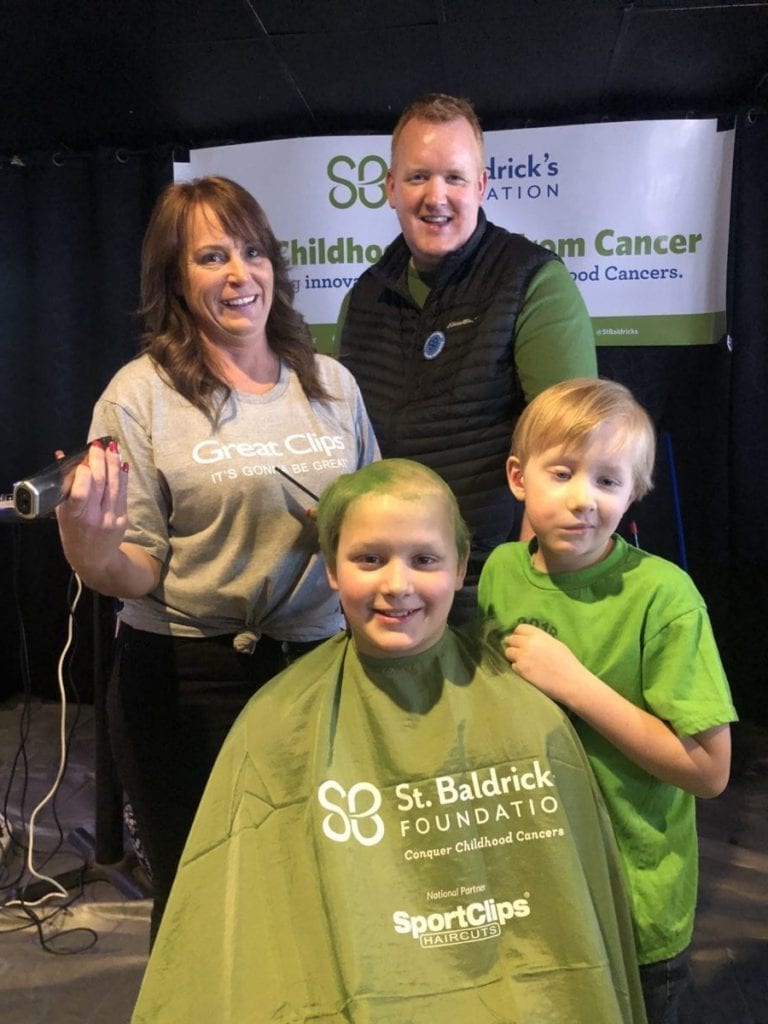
[{"left": 175, "top": 120, "right": 734, "bottom": 348}]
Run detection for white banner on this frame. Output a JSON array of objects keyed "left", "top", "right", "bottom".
[{"left": 175, "top": 120, "right": 734, "bottom": 350}]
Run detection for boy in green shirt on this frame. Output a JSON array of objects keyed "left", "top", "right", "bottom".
[
  {"left": 132, "top": 458, "right": 646, "bottom": 1023},
  {"left": 478, "top": 377, "right": 737, "bottom": 1024}
]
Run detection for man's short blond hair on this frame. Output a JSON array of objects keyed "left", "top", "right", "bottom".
[
  {"left": 511, "top": 378, "right": 656, "bottom": 501},
  {"left": 391, "top": 93, "right": 484, "bottom": 167}
]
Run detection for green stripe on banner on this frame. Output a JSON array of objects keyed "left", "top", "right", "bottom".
[
  {"left": 312, "top": 313, "right": 727, "bottom": 355},
  {"left": 593, "top": 312, "right": 726, "bottom": 347},
  {"left": 311, "top": 324, "right": 340, "bottom": 355}
]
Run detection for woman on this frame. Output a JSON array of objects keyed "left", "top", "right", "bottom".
[{"left": 56, "top": 176, "right": 378, "bottom": 941}]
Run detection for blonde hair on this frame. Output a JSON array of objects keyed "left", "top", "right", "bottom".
[
  {"left": 512, "top": 378, "right": 656, "bottom": 500},
  {"left": 391, "top": 93, "right": 484, "bottom": 168},
  {"left": 317, "top": 459, "right": 470, "bottom": 574}
]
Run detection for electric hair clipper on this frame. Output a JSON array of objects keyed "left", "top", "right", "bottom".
[{"left": 12, "top": 437, "right": 114, "bottom": 519}]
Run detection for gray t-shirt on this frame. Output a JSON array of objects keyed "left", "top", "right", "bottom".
[{"left": 90, "top": 353, "right": 379, "bottom": 640}]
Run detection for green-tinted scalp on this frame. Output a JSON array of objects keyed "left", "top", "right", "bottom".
[{"left": 317, "top": 459, "right": 470, "bottom": 572}]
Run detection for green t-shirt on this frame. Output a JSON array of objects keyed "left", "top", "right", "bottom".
[
  {"left": 133, "top": 629, "right": 646, "bottom": 1023},
  {"left": 478, "top": 535, "right": 737, "bottom": 964}
]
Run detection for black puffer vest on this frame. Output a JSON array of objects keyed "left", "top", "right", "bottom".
[{"left": 339, "top": 211, "right": 558, "bottom": 579}]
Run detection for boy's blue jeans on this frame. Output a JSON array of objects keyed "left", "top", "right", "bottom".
[{"left": 639, "top": 946, "right": 692, "bottom": 1024}]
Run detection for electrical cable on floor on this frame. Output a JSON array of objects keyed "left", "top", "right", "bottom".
[
  {"left": 1, "top": 561, "right": 99, "bottom": 951},
  {"left": 0, "top": 522, "right": 36, "bottom": 892},
  {"left": 17, "top": 574, "right": 83, "bottom": 900},
  {"left": 32, "top": 571, "right": 84, "bottom": 879}
]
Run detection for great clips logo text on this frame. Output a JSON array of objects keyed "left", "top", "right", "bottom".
[{"left": 192, "top": 433, "right": 344, "bottom": 463}]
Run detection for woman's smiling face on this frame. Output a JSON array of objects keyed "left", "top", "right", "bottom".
[{"left": 181, "top": 202, "right": 274, "bottom": 349}]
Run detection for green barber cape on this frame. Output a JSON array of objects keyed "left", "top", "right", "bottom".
[{"left": 133, "top": 629, "right": 646, "bottom": 1024}]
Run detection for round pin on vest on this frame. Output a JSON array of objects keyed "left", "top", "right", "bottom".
[{"left": 423, "top": 331, "right": 445, "bottom": 360}]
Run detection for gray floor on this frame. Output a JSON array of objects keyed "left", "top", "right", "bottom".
[
  {"left": 1, "top": 697, "right": 766, "bottom": 1023},
  {"left": 0, "top": 698, "right": 150, "bottom": 1024}
]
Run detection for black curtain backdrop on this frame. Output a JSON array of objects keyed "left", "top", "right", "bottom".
[
  {"left": 598, "top": 111, "right": 768, "bottom": 724},
  {"left": 0, "top": 120, "right": 765, "bottom": 720},
  {"left": 722, "top": 111, "right": 768, "bottom": 724},
  {"left": 0, "top": 148, "right": 172, "bottom": 702}
]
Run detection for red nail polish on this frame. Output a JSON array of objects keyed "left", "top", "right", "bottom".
[{"left": 108, "top": 440, "right": 119, "bottom": 453}]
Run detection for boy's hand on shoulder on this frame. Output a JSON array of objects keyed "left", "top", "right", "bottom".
[
  {"left": 504, "top": 624, "right": 590, "bottom": 708},
  {"left": 506, "top": 626, "right": 732, "bottom": 796}
]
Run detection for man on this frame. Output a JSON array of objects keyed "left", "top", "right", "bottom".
[{"left": 338, "top": 94, "right": 596, "bottom": 621}]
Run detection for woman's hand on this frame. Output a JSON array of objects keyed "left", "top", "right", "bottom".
[
  {"left": 56, "top": 437, "right": 127, "bottom": 565},
  {"left": 56, "top": 439, "right": 161, "bottom": 597}
]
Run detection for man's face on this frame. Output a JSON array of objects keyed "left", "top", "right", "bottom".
[{"left": 386, "top": 116, "right": 487, "bottom": 272}]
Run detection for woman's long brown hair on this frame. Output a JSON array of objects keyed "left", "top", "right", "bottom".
[{"left": 139, "top": 175, "right": 329, "bottom": 422}]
